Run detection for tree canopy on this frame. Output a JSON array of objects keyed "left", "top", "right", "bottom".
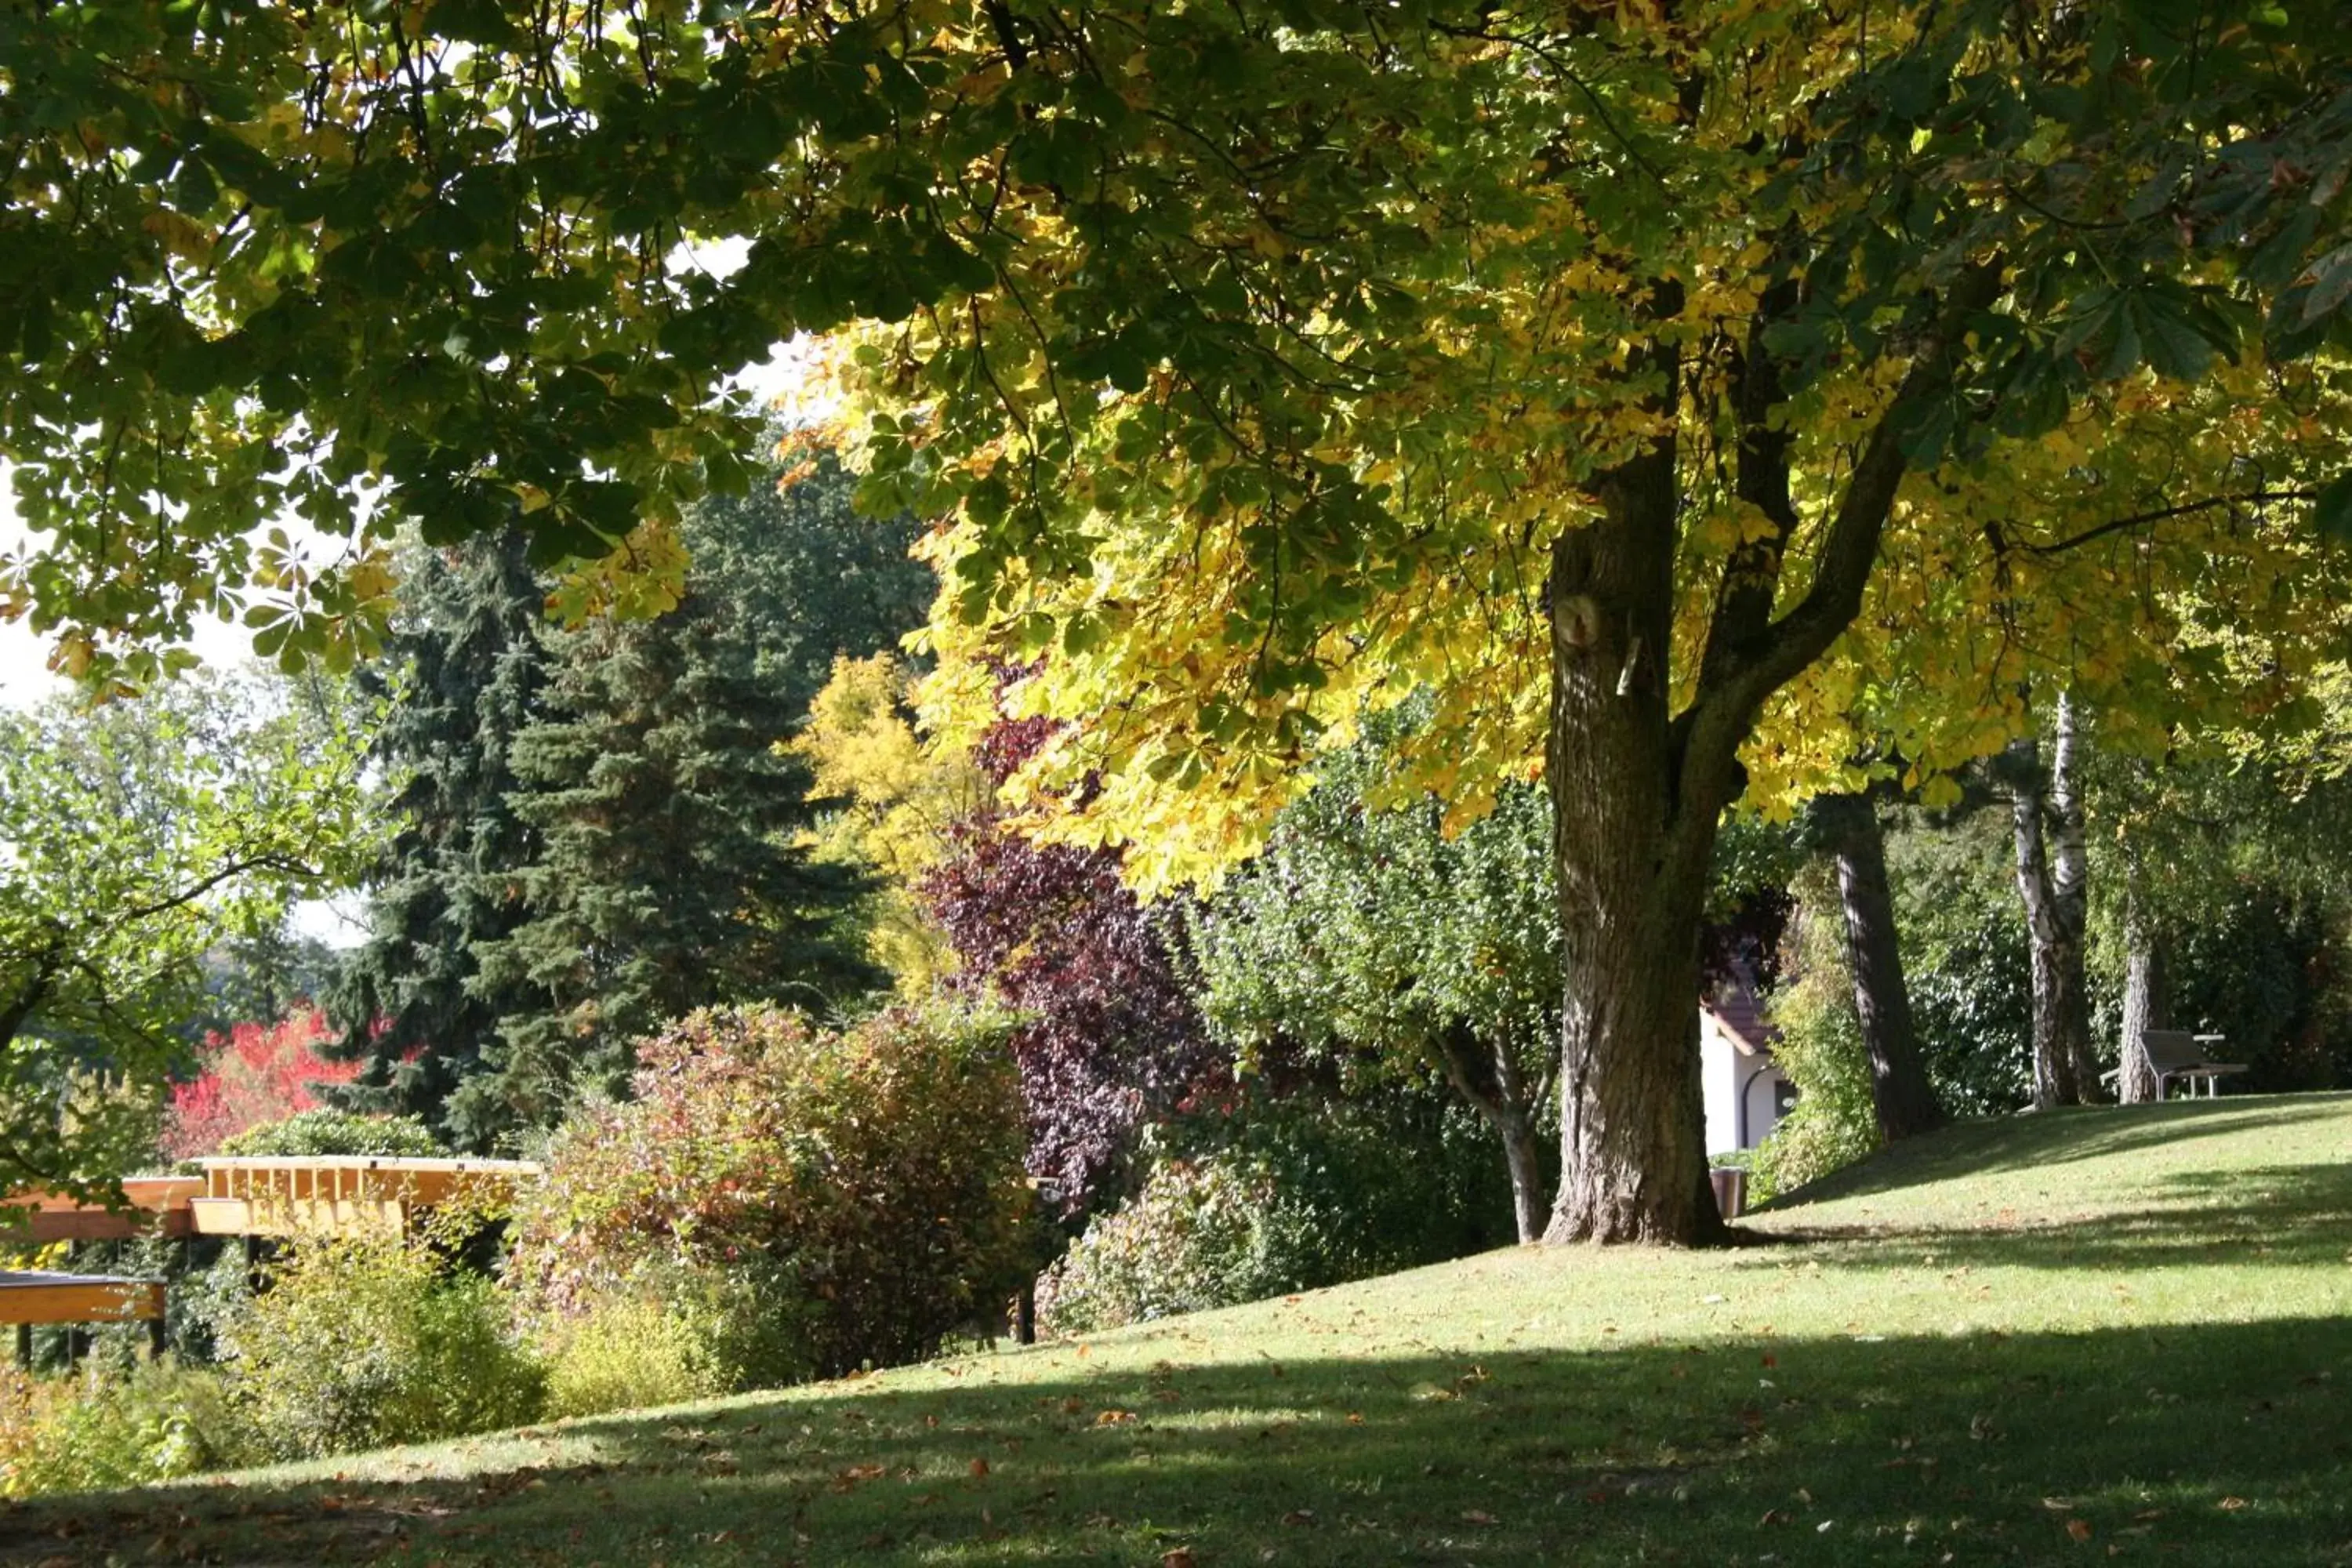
[{"left": 11, "top": 0, "right": 2352, "bottom": 1241}]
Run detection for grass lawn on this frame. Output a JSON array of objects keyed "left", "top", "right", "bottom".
[{"left": 6, "top": 1094, "right": 2351, "bottom": 1566}]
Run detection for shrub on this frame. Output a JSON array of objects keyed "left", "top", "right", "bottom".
[
  {"left": 1037, "top": 1089, "right": 1516, "bottom": 1337},
  {"left": 1751, "top": 874, "right": 1880, "bottom": 1204},
  {"left": 217, "top": 1108, "right": 443, "bottom": 1159},
  {"left": 162, "top": 1011, "right": 364, "bottom": 1160},
  {"left": 508, "top": 1004, "right": 1036, "bottom": 1387},
  {"left": 218, "top": 1233, "right": 543, "bottom": 1461},
  {"left": 538, "top": 1290, "right": 729, "bottom": 1421},
  {"left": 1035, "top": 1154, "right": 1276, "bottom": 1336},
  {"left": 1223, "top": 1091, "right": 1517, "bottom": 1287},
  {"left": 0, "top": 1361, "right": 245, "bottom": 1497}
]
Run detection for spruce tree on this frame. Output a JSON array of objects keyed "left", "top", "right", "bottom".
[
  {"left": 329, "top": 456, "right": 922, "bottom": 1145},
  {"left": 470, "top": 569, "right": 884, "bottom": 1116},
  {"left": 684, "top": 448, "right": 936, "bottom": 722},
  {"left": 326, "top": 528, "right": 553, "bottom": 1149}
]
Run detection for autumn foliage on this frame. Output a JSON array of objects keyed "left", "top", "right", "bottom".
[
  {"left": 506, "top": 1005, "right": 1035, "bottom": 1385},
  {"left": 918, "top": 706, "right": 1218, "bottom": 1219},
  {"left": 162, "top": 1011, "right": 363, "bottom": 1161}
]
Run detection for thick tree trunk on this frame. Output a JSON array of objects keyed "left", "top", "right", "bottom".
[
  {"left": 1541, "top": 421, "right": 1726, "bottom": 1248},
  {"left": 2009, "top": 695, "right": 2097, "bottom": 1109},
  {"left": 1813, "top": 790, "right": 1944, "bottom": 1142},
  {"left": 1536, "top": 265, "right": 1998, "bottom": 1246},
  {"left": 2117, "top": 843, "right": 2169, "bottom": 1104}
]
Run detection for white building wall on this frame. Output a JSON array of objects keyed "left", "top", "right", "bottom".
[
  {"left": 1700, "top": 1011, "right": 1796, "bottom": 1154},
  {"left": 1743, "top": 1063, "right": 1791, "bottom": 1147},
  {"left": 1701, "top": 1017, "right": 1740, "bottom": 1155}
]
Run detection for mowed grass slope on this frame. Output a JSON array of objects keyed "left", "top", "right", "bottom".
[{"left": 7, "top": 1094, "right": 2352, "bottom": 1566}]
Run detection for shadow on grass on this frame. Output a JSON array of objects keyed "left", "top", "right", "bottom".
[
  {"left": 1759, "top": 1095, "right": 2352, "bottom": 1214},
  {"left": 5, "top": 1314, "right": 2350, "bottom": 1566},
  {"left": 1757, "top": 1156, "right": 2352, "bottom": 1274}
]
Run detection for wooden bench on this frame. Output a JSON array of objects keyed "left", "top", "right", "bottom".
[{"left": 2105, "top": 1029, "right": 2248, "bottom": 1098}]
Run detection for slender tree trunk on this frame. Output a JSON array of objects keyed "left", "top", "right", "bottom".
[
  {"left": 2117, "top": 840, "right": 2169, "bottom": 1104},
  {"left": 2009, "top": 695, "right": 2097, "bottom": 1109},
  {"left": 2046, "top": 694, "right": 2102, "bottom": 1099},
  {"left": 1813, "top": 790, "right": 1944, "bottom": 1141},
  {"left": 1493, "top": 1101, "right": 1546, "bottom": 1246},
  {"left": 1433, "top": 1027, "right": 1548, "bottom": 1244}
]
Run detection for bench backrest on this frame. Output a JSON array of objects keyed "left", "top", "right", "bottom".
[{"left": 2138, "top": 1029, "right": 2207, "bottom": 1072}]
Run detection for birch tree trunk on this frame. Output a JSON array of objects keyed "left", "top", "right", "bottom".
[{"left": 2009, "top": 694, "right": 2099, "bottom": 1109}]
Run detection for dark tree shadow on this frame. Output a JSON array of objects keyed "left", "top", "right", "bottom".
[
  {"left": 1758, "top": 1095, "right": 2352, "bottom": 1210},
  {"left": 5, "top": 1313, "right": 2350, "bottom": 1566}
]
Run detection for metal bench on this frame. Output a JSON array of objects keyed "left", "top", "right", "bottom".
[{"left": 2103, "top": 1029, "right": 2248, "bottom": 1099}]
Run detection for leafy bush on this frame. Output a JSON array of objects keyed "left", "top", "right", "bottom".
[
  {"left": 1751, "top": 876, "right": 1880, "bottom": 1205},
  {"left": 219, "top": 1233, "right": 543, "bottom": 1461},
  {"left": 507, "top": 1004, "right": 1036, "bottom": 1387},
  {"left": 538, "top": 1289, "right": 730, "bottom": 1421},
  {"left": 217, "top": 1108, "right": 443, "bottom": 1159},
  {"left": 1037, "top": 1089, "right": 1516, "bottom": 1337},
  {"left": 162, "top": 1011, "right": 365, "bottom": 1160},
  {"left": 1035, "top": 1155, "right": 1276, "bottom": 1336},
  {"left": 0, "top": 1361, "right": 244, "bottom": 1497}
]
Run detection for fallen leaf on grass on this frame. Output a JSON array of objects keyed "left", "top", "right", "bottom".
[
  {"left": 1280, "top": 1509, "right": 1316, "bottom": 1526},
  {"left": 2219, "top": 1497, "right": 2249, "bottom": 1511},
  {"left": 1161, "top": 1550, "right": 1196, "bottom": 1568},
  {"left": 970, "top": 1457, "right": 992, "bottom": 1479},
  {"left": 2066, "top": 1519, "right": 2093, "bottom": 1542},
  {"left": 1461, "top": 1510, "right": 1497, "bottom": 1526}
]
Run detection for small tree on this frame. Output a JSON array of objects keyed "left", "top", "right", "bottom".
[
  {"left": 1190, "top": 739, "right": 1559, "bottom": 1243},
  {"left": 926, "top": 707, "right": 1227, "bottom": 1223},
  {"left": 1, "top": 677, "right": 368, "bottom": 1199},
  {"left": 161, "top": 1011, "right": 364, "bottom": 1161}
]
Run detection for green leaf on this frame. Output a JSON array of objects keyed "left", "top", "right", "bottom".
[{"left": 2314, "top": 473, "right": 2352, "bottom": 548}]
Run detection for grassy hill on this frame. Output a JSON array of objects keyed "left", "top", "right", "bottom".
[{"left": 7, "top": 1094, "right": 2351, "bottom": 1566}]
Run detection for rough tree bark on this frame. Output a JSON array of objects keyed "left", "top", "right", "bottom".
[
  {"left": 1540, "top": 264, "right": 2000, "bottom": 1245},
  {"left": 2009, "top": 693, "right": 2100, "bottom": 1109},
  {"left": 1544, "top": 407, "right": 1726, "bottom": 1245},
  {"left": 1813, "top": 790, "right": 1944, "bottom": 1142},
  {"left": 2116, "top": 836, "right": 2169, "bottom": 1103}
]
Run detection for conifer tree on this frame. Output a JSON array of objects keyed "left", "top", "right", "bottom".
[
  {"left": 326, "top": 529, "right": 553, "bottom": 1149},
  {"left": 328, "top": 460, "right": 920, "bottom": 1144},
  {"left": 470, "top": 563, "right": 883, "bottom": 1123}
]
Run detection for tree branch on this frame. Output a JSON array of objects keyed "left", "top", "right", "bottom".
[
  {"left": 2018, "top": 488, "right": 2319, "bottom": 557},
  {"left": 1675, "top": 258, "right": 2007, "bottom": 822}
]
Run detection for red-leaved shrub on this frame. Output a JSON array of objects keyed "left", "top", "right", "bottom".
[
  {"left": 162, "top": 1011, "right": 363, "bottom": 1160},
  {"left": 507, "top": 1004, "right": 1036, "bottom": 1385}
]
